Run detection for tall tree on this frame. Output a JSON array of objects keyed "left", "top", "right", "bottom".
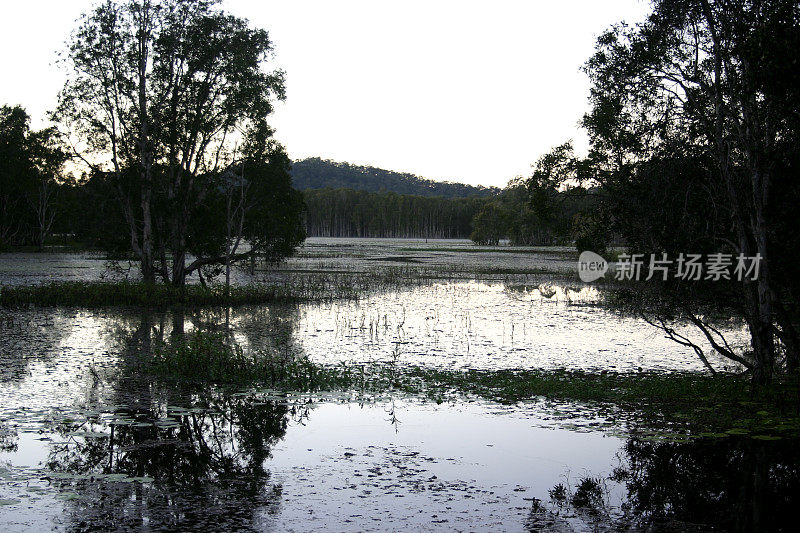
[
  {"left": 55, "top": 0, "right": 293, "bottom": 285},
  {"left": 0, "top": 105, "right": 66, "bottom": 249},
  {"left": 0, "top": 105, "right": 31, "bottom": 247},
  {"left": 582, "top": 0, "right": 800, "bottom": 383}
]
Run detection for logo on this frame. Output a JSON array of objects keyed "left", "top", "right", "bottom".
[
  {"left": 576, "top": 251, "right": 761, "bottom": 282},
  {"left": 578, "top": 251, "right": 608, "bottom": 282}
]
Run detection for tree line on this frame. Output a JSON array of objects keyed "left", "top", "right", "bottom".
[{"left": 303, "top": 188, "right": 487, "bottom": 238}]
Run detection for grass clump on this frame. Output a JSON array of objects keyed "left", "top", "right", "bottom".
[
  {"left": 398, "top": 367, "right": 800, "bottom": 437},
  {"left": 140, "top": 331, "right": 800, "bottom": 438},
  {"left": 148, "top": 331, "right": 354, "bottom": 389},
  {"left": 0, "top": 281, "right": 303, "bottom": 308},
  {"left": 404, "top": 368, "right": 748, "bottom": 404}
]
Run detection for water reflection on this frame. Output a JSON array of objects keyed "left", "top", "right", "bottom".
[
  {"left": 531, "top": 435, "right": 800, "bottom": 532},
  {"left": 614, "top": 436, "right": 799, "bottom": 531},
  {"left": 0, "top": 304, "right": 313, "bottom": 530},
  {"left": 43, "top": 392, "right": 309, "bottom": 531},
  {"left": 1, "top": 281, "right": 749, "bottom": 382},
  {"left": 111, "top": 303, "right": 305, "bottom": 360},
  {"left": 4, "top": 387, "right": 800, "bottom": 530},
  {"left": 38, "top": 305, "right": 311, "bottom": 528},
  {"left": 0, "top": 288, "right": 789, "bottom": 530},
  {"left": 292, "top": 281, "right": 748, "bottom": 372}
]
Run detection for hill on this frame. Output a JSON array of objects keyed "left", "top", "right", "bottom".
[{"left": 290, "top": 157, "right": 500, "bottom": 198}]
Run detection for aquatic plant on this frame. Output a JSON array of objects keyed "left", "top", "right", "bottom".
[
  {"left": 148, "top": 331, "right": 353, "bottom": 390},
  {"left": 0, "top": 280, "right": 356, "bottom": 308}
]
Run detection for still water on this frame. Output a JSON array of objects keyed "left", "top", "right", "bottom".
[{"left": 0, "top": 243, "right": 794, "bottom": 531}]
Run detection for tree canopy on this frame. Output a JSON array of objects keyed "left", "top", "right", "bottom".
[
  {"left": 0, "top": 105, "right": 67, "bottom": 249},
  {"left": 568, "top": 0, "right": 800, "bottom": 384},
  {"left": 55, "top": 0, "right": 301, "bottom": 285}
]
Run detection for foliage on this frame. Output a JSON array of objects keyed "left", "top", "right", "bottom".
[
  {"left": 577, "top": 0, "right": 800, "bottom": 383},
  {"left": 470, "top": 150, "right": 600, "bottom": 247},
  {"left": 54, "top": 0, "right": 298, "bottom": 285},
  {"left": 292, "top": 157, "right": 499, "bottom": 198},
  {"left": 469, "top": 202, "right": 507, "bottom": 245},
  {"left": 572, "top": 211, "right": 608, "bottom": 254},
  {"left": 0, "top": 105, "right": 67, "bottom": 249}
]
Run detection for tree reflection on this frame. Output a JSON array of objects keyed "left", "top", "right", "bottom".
[
  {"left": 109, "top": 303, "right": 305, "bottom": 363},
  {"left": 45, "top": 392, "right": 310, "bottom": 530},
  {"left": 533, "top": 435, "right": 800, "bottom": 532},
  {"left": 612, "top": 435, "right": 800, "bottom": 532},
  {"left": 39, "top": 304, "right": 309, "bottom": 530}
]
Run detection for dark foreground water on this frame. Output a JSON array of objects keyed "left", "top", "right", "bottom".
[{"left": 2, "top": 387, "right": 797, "bottom": 531}]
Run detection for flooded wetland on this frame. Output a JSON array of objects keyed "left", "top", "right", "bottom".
[
  {"left": 3, "top": 0, "right": 798, "bottom": 528},
  {"left": 1, "top": 239, "right": 798, "bottom": 531}
]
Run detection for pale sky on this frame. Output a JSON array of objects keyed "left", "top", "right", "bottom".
[{"left": 0, "top": 0, "right": 650, "bottom": 187}]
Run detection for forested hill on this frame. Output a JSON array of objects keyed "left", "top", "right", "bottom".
[{"left": 290, "top": 157, "right": 500, "bottom": 198}]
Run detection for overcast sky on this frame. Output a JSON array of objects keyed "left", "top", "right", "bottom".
[{"left": 0, "top": 1, "right": 650, "bottom": 187}]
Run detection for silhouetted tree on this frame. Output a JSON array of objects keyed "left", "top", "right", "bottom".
[
  {"left": 55, "top": 0, "right": 297, "bottom": 285},
  {"left": 0, "top": 105, "right": 67, "bottom": 249},
  {"left": 579, "top": 0, "right": 800, "bottom": 383}
]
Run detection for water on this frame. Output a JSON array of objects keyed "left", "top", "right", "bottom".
[
  {"left": 0, "top": 240, "right": 793, "bottom": 531},
  {"left": 0, "top": 396, "right": 627, "bottom": 531},
  {"left": 2, "top": 389, "right": 796, "bottom": 531},
  {"left": 292, "top": 281, "right": 747, "bottom": 372},
  {"left": 0, "top": 237, "right": 576, "bottom": 287}
]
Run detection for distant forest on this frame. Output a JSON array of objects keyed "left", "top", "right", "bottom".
[
  {"left": 295, "top": 158, "right": 590, "bottom": 243},
  {"left": 303, "top": 188, "right": 488, "bottom": 239},
  {"left": 291, "top": 158, "right": 499, "bottom": 198},
  {"left": 293, "top": 158, "right": 498, "bottom": 239}
]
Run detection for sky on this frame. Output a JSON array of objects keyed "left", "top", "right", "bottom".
[{"left": 0, "top": 0, "right": 651, "bottom": 188}]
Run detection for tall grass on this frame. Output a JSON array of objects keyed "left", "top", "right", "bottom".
[{"left": 0, "top": 280, "right": 345, "bottom": 307}]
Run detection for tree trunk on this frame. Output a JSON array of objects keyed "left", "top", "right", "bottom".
[
  {"left": 751, "top": 258, "right": 774, "bottom": 385},
  {"left": 172, "top": 248, "right": 186, "bottom": 287},
  {"left": 137, "top": 2, "right": 154, "bottom": 284},
  {"left": 140, "top": 188, "right": 154, "bottom": 283},
  {"left": 749, "top": 317, "right": 774, "bottom": 386},
  {"left": 774, "top": 299, "right": 799, "bottom": 371}
]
